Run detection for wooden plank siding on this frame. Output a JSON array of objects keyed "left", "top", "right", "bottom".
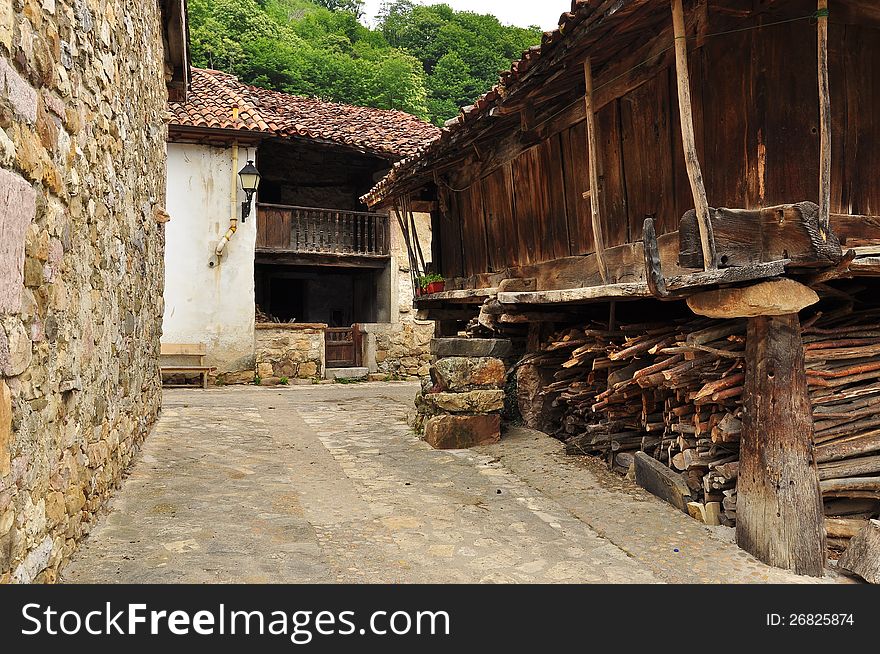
[
  {"left": 480, "top": 165, "right": 515, "bottom": 271},
  {"left": 436, "top": 5, "right": 880, "bottom": 288}
]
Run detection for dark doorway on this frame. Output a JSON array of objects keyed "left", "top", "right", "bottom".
[
  {"left": 267, "top": 278, "right": 304, "bottom": 323},
  {"left": 255, "top": 264, "right": 385, "bottom": 326}
]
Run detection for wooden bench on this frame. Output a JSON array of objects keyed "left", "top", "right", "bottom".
[{"left": 160, "top": 343, "right": 212, "bottom": 389}]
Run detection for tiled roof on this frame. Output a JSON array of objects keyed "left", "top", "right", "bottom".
[
  {"left": 363, "top": 0, "right": 640, "bottom": 205},
  {"left": 169, "top": 68, "right": 441, "bottom": 160}
]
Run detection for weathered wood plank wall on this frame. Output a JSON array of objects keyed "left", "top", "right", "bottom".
[{"left": 436, "top": 3, "right": 880, "bottom": 283}]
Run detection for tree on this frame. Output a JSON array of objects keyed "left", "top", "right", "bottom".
[
  {"left": 313, "top": 0, "right": 364, "bottom": 16},
  {"left": 186, "top": 0, "right": 542, "bottom": 125}
]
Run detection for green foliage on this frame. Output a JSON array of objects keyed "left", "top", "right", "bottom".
[
  {"left": 312, "top": 0, "right": 364, "bottom": 16},
  {"left": 252, "top": 374, "right": 262, "bottom": 385},
  {"left": 417, "top": 273, "right": 444, "bottom": 289},
  {"left": 279, "top": 376, "right": 289, "bottom": 385},
  {"left": 188, "top": 0, "right": 542, "bottom": 125}
]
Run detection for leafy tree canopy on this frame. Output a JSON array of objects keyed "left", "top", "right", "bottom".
[{"left": 188, "top": 0, "right": 542, "bottom": 125}]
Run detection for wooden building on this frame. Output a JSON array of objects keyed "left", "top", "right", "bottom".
[{"left": 365, "top": 0, "right": 880, "bottom": 577}]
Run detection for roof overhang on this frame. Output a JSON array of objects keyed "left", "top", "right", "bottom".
[
  {"left": 167, "top": 123, "right": 396, "bottom": 162},
  {"left": 161, "top": 0, "right": 190, "bottom": 102}
]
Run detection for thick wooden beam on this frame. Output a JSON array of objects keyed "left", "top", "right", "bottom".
[
  {"left": 838, "top": 520, "right": 880, "bottom": 584},
  {"left": 679, "top": 202, "right": 842, "bottom": 269},
  {"left": 737, "top": 314, "right": 826, "bottom": 577},
  {"left": 583, "top": 57, "right": 609, "bottom": 283},
  {"left": 671, "top": 0, "right": 716, "bottom": 271},
  {"left": 817, "top": 0, "right": 831, "bottom": 233}
]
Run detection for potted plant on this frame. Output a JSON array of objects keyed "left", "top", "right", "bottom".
[{"left": 418, "top": 273, "right": 445, "bottom": 295}]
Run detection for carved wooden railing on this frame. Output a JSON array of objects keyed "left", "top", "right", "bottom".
[{"left": 256, "top": 204, "right": 390, "bottom": 256}]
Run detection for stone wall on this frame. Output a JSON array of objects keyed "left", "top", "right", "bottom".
[
  {"left": 254, "top": 324, "right": 325, "bottom": 384},
  {"left": 0, "top": 1, "right": 169, "bottom": 582},
  {"left": 415, "top": 356, "right": 506, "bottom": 449},
  {"left": 412, "top": 339, "right": 515, "bottom": 449},
  {"left": 378, "top": 208, "right": 433, "bottom": 379},
  {"left": 365, "top": 321, "right": 433, "bottom": 380}
]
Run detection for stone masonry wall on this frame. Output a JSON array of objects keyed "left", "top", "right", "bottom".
[
  {"left": 255, "top": 324, "right": 325, "bottom": 383},
  {"left": 379, "top": 209, "right": 433, "bottom": 380},
  {"left": 0, "top": 1, "right": 169, "bottom": 582},
  {"left": 373, "top": 321, "right": 433, "bottom": 380}
]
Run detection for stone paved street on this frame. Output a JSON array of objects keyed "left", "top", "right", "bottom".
[{"left": 62, "top": 383, "right": 843, "bottom": 583}]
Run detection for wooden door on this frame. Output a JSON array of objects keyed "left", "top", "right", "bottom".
[{"left": 325, "top": 325, "right": 362, "bottom": 368}]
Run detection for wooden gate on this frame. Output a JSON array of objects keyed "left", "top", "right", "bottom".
[{"left": 325, "top": 325, "right": 362, "bottom": 368}]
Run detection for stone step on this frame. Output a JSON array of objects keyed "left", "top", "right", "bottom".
[{"left": 325, "top": 367, "right": 369, "bottom": 381}]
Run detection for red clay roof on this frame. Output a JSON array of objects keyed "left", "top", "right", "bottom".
[{"left": 169, "top": 68, "right": 441, "bottom": 160}]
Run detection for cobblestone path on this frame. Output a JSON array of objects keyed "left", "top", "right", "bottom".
[{"left": 62, "top": 383, "right": 839, "bottom": 583}]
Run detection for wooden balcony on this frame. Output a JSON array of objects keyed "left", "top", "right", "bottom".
[{"left": 256, "top": 204, "right": 391, "bottom": 261}]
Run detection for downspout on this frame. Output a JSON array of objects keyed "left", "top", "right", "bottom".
[{"left": 211, "top": 141, "right": 240, "bottom": 265}]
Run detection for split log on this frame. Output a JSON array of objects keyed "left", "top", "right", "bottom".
[
  {"left": 838, "top": 520, "right": 880, "bottom": 584},
  {"left": 634, "top": 451, "right": 694, "bottom": 513},
  {"left": 825, "top": 517, "right": 868, "bottom": 539},
  {"left": 736, "top": 314, "right": 826, "bottom": 576},
  {"left": 818, "top": 455, "right": 880, "bottom": 481}
]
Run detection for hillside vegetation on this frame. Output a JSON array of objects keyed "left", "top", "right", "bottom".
[{"left": 189, "top": 0, "right": 543, "bottom": 124}]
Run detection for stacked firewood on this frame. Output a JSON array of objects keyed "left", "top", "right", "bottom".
[{"left": 531, "top": 306, "right": 880, "bottom": 545}]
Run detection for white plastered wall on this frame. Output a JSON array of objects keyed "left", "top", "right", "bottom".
[{"left": 162, "top": 142, "right": 257, "bottom": 373}]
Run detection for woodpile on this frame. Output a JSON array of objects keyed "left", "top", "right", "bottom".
[{"left": 528, "top": 305, "right": 880, "bottom": 546}]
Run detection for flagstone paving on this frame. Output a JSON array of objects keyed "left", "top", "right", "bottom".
[{"left": 62, "top": 383, "right": 845, "bottom": 584}]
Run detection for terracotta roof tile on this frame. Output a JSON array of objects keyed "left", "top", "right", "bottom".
[{"left": 169, "top": 68, "right": 440, "bottom": 159}]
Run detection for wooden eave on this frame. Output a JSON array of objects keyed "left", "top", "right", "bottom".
[
  {"left": 167, "top": 124, "right": 265, "bottom": 146},
  {"left": 161, "top": 0, "right": 190, "bottom": 103}
]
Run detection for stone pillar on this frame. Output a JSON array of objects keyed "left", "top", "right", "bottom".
[{"left": 413, "top": 338, "right": 513, "bottom": 449}]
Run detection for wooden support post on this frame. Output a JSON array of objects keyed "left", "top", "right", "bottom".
[
  {"left": 671, "top": 0, "right": 716, "bottom": 271},
  {"left": 643, "top": 217, "right": 668, "bottom": 297},
  {"left": 737, "top": 314, "right": 826, "bottom": 576},
  {"left": 817, "top": 0, "right": 831, "bottom": 233},
  {"left": 583, "top": 57, "right": 609, "bottom": 283}
]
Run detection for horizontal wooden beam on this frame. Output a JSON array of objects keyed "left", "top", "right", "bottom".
[
  {"left": 499, "top": 283, "right": 652, "bottom": 305},
  {"left": 497, "top": 260, "right": 788, "bottom": 306},
  {"left": 680, "top": 202, "right": 842, "bottom": 269},
  {"left": 414, "top": 287, "right": 498, "bottom": 306},
  {"left": 255, "top": 250, "right": 389, "bottom": 268}
]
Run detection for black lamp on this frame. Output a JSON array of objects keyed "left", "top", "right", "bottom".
[{"left": 238, "top": 160, "right": 261, "bottom": 223}]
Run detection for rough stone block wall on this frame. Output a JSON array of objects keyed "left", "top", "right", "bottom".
[
  {"left": 374, "top": 321, "right": 433, "bottom": 380},
  {"left": 0, "top": 1, "right": 168, "bottom": 582},
  {"left": 412, "top": 353, "right": 507, "bottom": 448},
  {"left": 255, "top": 324, "right": 325, "bottom": 383}
]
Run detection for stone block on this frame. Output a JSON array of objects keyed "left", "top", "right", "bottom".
[
  {"left": 0, "top": 318, "right": 32, "bottom": 377},
  {"left": 432, "top": 357, "right": 506, "bottom": 391},
  {"left": 0, "top": 380, "right": 10, "bottom": 477},
  {"left": 687, "top": 278, "right": 819, "bottom": 318},
  {"left": 325, "top": 367, "right": 368, "bottom": 381},
  {"left": 424, "top": 390, "right": 504, "bottom": 414},
  {"left": 431, "top": 338, "right": 513, "bottom": 359},
  {"left": 423, "top": 414, "right": 501, "bottom": 450},
  {"left": 257, "top": 363, "right": 273, "bottom": 379},
  {"left": 0, "top": 1, "right": 12, "bottom": 50},
  {"left": 0, "top": 168, "right": 37, "bottom": 313},
  {"left": 298, "top": 361, "right": 318, "bottom": 378},
  {"left": 0, "top": 57, "right": 37, "bottom": 123}
]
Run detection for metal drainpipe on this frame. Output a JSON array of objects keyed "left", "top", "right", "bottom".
[{"left": 211, "top": 142, "right": 240, "bottom": 266}]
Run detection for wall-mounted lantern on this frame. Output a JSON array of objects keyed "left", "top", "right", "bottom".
[{"left": 238, "top": 160, "right": 261, "bottom": 223}]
